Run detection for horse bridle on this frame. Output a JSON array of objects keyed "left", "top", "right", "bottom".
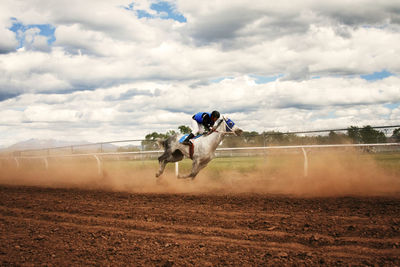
[{"left": 208, "top": 116, "right": 237, "bottom": 135}]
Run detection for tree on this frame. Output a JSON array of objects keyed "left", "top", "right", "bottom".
[
  {"left": 178, "top": 125, "right": 191, "bottom": 134},
  {"left": 328, "top": 131, "right": 339, "bottom": 144},
  {"left": 142, "top": 132, "right": 164, "bottom": 150},
  {"left": 144, "top": 132, "right": 167, "bottom": 140},
  {"left": 392, "top": 128, "right": 400, "bottom": 142},
  {"left": 264, "top": 131, "right": 284, "bottom": 145},
  {"left": 242, "top": 131, "right": 262, "bottom": 145},
  {"left": 166, "top": 130, "right": 177, "bottom": 136},
  {"left": 347, "top": 126, "right": 361, "bottom": 143},
  {"left": 327, "top": 131, "right": 349, "bottom": 144},
  {"left": 359, "top": 125, "right": 386, "bottom": 144},
  {"left": 142, "top": 124, "right": 391, "bottom": 149}
]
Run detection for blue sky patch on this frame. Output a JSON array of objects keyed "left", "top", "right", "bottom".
[
  {"left": 9, "top": 18, "right": 56, "bottom": 48},
  {"left": 384, "top": 103, "right": 400, "bottom": 109},
  {"left": 210, "top": 77, "right": 234, "bottom": 83},
  {"left": 250, "top": 74, "right": 284, "bottom": 84},
  {"left": 150, "top": 2, "right": 186, "bottom": 22},
  {"left": 0, "top": 91, "right": 20, "bottom": 102},
  {"left": 361, "top": 70, "right": 394, "bottom": 81},
  {"left": 127, "top": 1, "right": 186, "bottom": 22}
]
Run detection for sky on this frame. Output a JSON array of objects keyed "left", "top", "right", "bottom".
[{"left": 0, "top": 0, "right": 400, "bottom": 147}]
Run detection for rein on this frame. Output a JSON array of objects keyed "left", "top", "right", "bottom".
[{"left": 208, "top": 117, "right": 237, "bottom": 135}]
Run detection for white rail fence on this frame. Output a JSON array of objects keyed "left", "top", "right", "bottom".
[{"left": 1, "top": 143, "right": 399, "bottom": 177}]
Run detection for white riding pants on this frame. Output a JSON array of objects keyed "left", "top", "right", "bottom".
[{"left": 191, "top": 119, "right": 205, "bottom": 136}]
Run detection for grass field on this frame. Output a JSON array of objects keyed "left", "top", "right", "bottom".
[
  {"left": 100, "top": 151, "right": 400, "bottom": 177},
  {"left": 373, "top": 152, "right": 400, "bottom": 175}
]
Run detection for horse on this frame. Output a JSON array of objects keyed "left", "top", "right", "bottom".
[{"left": 155, "top": 116, "right": 243, "bottom": 179}]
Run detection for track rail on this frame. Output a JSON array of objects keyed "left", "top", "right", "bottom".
[{"left": 1, "top": 142, "right": 399, "bottom": 177}]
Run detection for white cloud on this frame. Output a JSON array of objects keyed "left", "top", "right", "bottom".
[
  {"left": 390, "top": 107, "right": 400, "bottom": 121},
  {"left": 0, "top": 0, "right": 400, "bottom": 146},
  {"left": 0, "top": 27, "right": 17, "bottom": 53},
  {"left": 24, "top": 105, "right": 82, "bottom": 122}
]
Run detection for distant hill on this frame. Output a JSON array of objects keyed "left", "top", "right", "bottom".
[{"left": 7, "top": 139, "right": 90, "bottom": 151}]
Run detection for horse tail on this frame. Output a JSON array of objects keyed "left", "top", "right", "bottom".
[{"left": 155, "top": 138, "right": 168, "bottom": 150}]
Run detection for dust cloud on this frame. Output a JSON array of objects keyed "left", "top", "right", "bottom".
[{"left": 1, "top": 150, "right": 399, "bottom": 197}]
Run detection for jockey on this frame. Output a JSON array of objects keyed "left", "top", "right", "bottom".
[{"left": 182, "top": 110, "right": 220, "bottom": 145}]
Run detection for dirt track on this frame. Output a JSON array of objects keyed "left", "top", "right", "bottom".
[{"left": 1, "top": 185, "right": 399, "bottom": 266}]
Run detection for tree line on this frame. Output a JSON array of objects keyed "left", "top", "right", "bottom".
[{"left": 133, "top": 125, "right": 400, "bottom": 151}]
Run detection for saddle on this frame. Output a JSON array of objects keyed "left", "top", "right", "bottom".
[{"left": 179, "top": 134, "right": 201, "bottom": 159}]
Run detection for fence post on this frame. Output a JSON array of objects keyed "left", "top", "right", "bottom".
[
  {"left": 175, "top": 162, "right": 179, "bottom": 177},
  {"left": 301, "top": 147, "right": 308, "bottom": 177},
  {"left": 93, "top": 155, "right": 102, "bottom": 176},
  {"left": 43, "top": 157, "right": 49, "bottom": 170},
  {"left": 14, "top": 157, "right": 20, "bottom": 168}
]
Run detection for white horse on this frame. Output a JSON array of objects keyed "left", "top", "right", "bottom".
[{"left": 156, "top": 116, "right": 243, "bottom": 179}]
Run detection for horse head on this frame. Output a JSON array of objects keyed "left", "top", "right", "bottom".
[{"left": 214, "top": 116, "right": 243, "bottom": 136}]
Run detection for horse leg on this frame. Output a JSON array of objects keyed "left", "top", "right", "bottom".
[
  {"left": 190, "top": 158, "right": 212, "bottom": 179},
  {"left": 156, "top": 152, "right": 169, "bottom": 177},
  {"left": 178, "top": 159, "right": 200, "bottom": 179},
  {"left": 178, "top": 157, "right": 210, "bottom": 179},
  {"left": 156, "top": 150, "right": 184, "bottom": 178},
  {"left": 156, "top": 159, "right": 167, "bottom": 178},
  {"left": 188, "top": 157, "right": 213, "bottom": 179}
]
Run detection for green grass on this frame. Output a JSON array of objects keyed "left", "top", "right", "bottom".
[
  {"left": 4, "top": 151, "right": 400, "bottom": 179},
  {"left": 371, "top": 152, "right": 400, "bottom": 175},
  {"left": 100, "top": 152, "right": 400, "bottom": 173},
  {"left": 176, "top": 152, "right": 400, "bottom": 176}
]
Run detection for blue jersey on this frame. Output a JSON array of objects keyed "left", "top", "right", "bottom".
[{"left": 193, "top": 112, "right": 211, "bottom": 124}]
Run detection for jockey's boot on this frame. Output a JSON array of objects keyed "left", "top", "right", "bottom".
[{"left": 182, "top": 133, "right": 194, "bottom": 145}]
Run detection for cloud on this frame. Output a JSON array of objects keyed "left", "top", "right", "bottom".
[
  {"left": 0, "top": 27, "right": 17, "bottom": 53},
  {"left": 0, "top": 0, "right": 400, "bottom": 146}
]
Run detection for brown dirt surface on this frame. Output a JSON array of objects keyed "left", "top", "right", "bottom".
[{"left": 1, "top": 184, "right": 400, "bottom": 266}]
